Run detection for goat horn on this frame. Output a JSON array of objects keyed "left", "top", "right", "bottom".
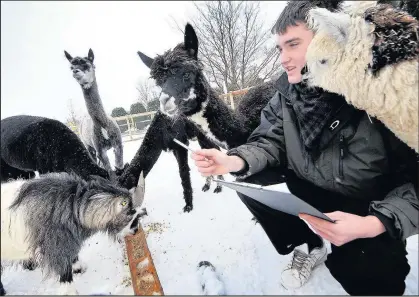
[{"left": 132, "top": 172, "right": 145, "bottom": 209}]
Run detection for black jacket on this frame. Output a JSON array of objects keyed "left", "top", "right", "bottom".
[{"left": 227, "top": 73, "right": 418, "bottom": 241}]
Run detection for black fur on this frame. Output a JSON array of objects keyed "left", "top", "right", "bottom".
[
  {"left": 138, "top": 23, "right": 278, "bottom": 150},
  {"left": 118, "top": 112, "right": 224, "bottom": 212},
  {"left": 1, "top": 115, "right": 110, "bottom": 182},
  {"left": 366, "top": 3, "right": 419, "bottom": 74}
]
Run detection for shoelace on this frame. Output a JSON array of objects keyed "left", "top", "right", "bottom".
[
  {"left": 290, "top": 249, "right": 309, "bottom": 271},
  {"left": 289, "top": 249, "right": 315, "bottom": 278}
]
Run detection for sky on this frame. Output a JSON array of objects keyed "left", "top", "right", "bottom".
[{"left": 1, "top": 1, "right": 286, "bottom": 122}]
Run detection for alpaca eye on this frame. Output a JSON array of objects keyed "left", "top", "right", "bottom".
[
  {"left": 320, "top": 59, "right": 327, "bottom": 65},
  {"left": 120, "top": 200, "right": 128, "bottom": 207}
]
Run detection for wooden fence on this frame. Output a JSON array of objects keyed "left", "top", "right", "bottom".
[{"left": 67, "top": 87, "right": 252, "bottom": 142}]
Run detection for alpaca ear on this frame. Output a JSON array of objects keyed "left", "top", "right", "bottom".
[
  {"left": 184, "top": 23, "right": 198, "bottom": 59},
  {"left": 88, "top": 48, "right": 94, "bottom": 62},
  {"left": 137, "top": 51, "right": 154, "bottom": 69},
  {"left": 307, "top": 7, "right": 350, "bottom": 44},
  {"left": 64, "top": 50, "right": 73, "bottom": 62}
]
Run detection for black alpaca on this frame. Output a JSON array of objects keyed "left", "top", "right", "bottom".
[
  {"left": 1, "top": 115, "right": 110, "bottom": 182},
  {"left": 118, "top": 111, "right": 224, "bottom": 213},
  {"left": 137, "top": 23, "right": 278, "bottom": 150}
]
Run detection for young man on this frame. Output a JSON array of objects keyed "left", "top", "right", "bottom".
[{"left": 191, "top": 1, "right": 418, "bottom": 295}]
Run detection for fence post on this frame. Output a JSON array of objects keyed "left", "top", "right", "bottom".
[
  {"left": 126, "top": 117, "right": 133, "bottom": 140},
  {"left": 229, "top": 92, "right": 235, "bottom": 110}
]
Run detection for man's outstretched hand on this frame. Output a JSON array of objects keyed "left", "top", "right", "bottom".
[
  {"left": 299, "top": 211, "right": 386, "bottom": 246},
  {"left": 191, "top": 149, "right": 246, "bottom": 176}
]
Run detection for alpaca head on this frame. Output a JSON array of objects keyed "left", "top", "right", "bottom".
[
  {"left": 302, "top": 5, "right": 375, "bottom": 94},
  {"left": 137, "top": 23, "right": 207, "bottom": 118},
  {"left": 64, "top": 48, "right": 96, "bottom": 89}
]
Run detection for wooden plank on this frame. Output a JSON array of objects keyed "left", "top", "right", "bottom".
[{"left": 125, "top": 224, "right": 164, "bottom": 296}]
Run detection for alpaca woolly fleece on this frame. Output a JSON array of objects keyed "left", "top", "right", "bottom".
[
  {"left": 304, "top": 1, "right": 418, "bottom": 152},
  {"left": 1, "top": 115, "right": 110, "bottom": 181}
]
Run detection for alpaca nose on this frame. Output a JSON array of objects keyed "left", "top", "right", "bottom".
[{"left": 73, "top": 69, "right": 79, "bottom": 74}]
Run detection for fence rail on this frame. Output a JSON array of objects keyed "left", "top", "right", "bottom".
[{"left": 67, "top": 87, "right": 251, "bottom": 142}]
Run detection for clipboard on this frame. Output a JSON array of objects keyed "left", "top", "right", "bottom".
[{"left": 212, "top": 178, "right": 335, "bottom": 223}]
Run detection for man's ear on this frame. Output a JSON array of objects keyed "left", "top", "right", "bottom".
[{"left": 307, "top": 7, "right": 350, "bottom": 44}]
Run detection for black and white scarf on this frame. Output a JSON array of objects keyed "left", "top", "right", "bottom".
[{"left": 288, "top": 83, "right": 345, "bottom": 151}]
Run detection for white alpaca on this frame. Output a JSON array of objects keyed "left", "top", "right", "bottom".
[{"left": 303, "top": 1, "right": 418, "bottom": 152}]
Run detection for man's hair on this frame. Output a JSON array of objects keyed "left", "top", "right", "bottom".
[{"left": 271, "top": 1, "right": 343, "bottom": 35}]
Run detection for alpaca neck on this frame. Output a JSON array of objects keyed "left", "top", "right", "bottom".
[
  {"left": 192, "top": 87, "right": 248, "bottom": 149},
  {"left": 82, "top": 81, "right": 109, "bottom": 128}
]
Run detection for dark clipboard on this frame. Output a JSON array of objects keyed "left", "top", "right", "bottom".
[{"left": 212, "top": 178, "right": 335, "bottom": 223}]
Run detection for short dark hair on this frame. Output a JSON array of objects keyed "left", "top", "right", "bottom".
[{"left": 271, "top": 1, "right": 343, "bottom": 35}]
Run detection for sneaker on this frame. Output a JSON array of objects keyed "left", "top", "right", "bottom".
[{"left": 280, "top": 241, "right": 327, "bottom": 289}]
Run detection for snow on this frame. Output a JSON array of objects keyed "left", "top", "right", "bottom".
[{"left": 1, "top": 138, "right": 418, "bottom": 295}]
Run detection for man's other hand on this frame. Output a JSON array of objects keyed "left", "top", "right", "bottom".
[{"left": 299, "top": 211, "right": 386, "bottom": 246}]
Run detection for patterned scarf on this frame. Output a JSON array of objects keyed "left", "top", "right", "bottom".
[{"left": 288, "top": 82, "right": 344, "bottom": 151}]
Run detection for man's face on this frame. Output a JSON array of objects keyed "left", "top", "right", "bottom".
[{"left": 276, "top": 22, "right": 314, "bottom": 84}]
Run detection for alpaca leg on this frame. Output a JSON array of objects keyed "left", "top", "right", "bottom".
[
  {"left": 194, "top": 131, "right": 223, "bottom": 194},
  {"left": 57, "top": 265, "right": 78, "bottom": 295},
  {"left": 97, "top": 147, "right": 114, "bottom": 178},
  {"left": 113, "top": 142, "right": 124, "bottom": 170},
  {"left": 87, "top": 146, "right": 97, "bottom": 163},
  {"left": 0, "top": 280, "right": 5, "bottom": 296},
  {"left": 172, "top": 147, "right": 193, "bottom": 212}
]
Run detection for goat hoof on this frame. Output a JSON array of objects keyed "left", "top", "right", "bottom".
[
  {"left": 183, "top": 205, "right": 193, "bottom": 212},
  {"left": 201, "top": 184, "right": 210, "bottom": 192},
  {"left": 0, "top": 287, "right": 6, "bottom": 296},
  {"left": 72, "top": 260, "right": 87, "bottom": 274},
  {"left": 22, "top": 259, "right": 37, "bottom": 271},
  {"left": 213, "top": 186, "right": 222, "bottom": 193}
]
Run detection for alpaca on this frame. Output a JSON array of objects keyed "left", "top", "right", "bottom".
[
  {"left": 1, "top": 158, "right": 35, "bottom": 183},
  {"left": 64, "top": 49, "right": 125, "bottom": 178},
  {"left": 1, "top": 115, "right": 110, "bottom": 182},
  {"left": 136, "top": 23, "right": 278, "bottom": 151},
  {"left": 0, "top": 171, "right": 145, "bottom": 295},
  {"left": 118, "top": 110, "right": 225, "bottom": 213},
  {"left": 302, "top": 2, "right": 418, "bottom": 153}
]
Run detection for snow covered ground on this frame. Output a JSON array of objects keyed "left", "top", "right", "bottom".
[{"left": 2, "top": 138, "right": 418, "bottom": 295}]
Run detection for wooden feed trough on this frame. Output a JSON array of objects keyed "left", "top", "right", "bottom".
[{"left": 125, "top": 223, "right": 164, "bottom": 295}]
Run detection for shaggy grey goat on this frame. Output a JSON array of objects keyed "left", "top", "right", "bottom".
[{"left": 0, "top": 171, "right": 145, "bottom": 295}]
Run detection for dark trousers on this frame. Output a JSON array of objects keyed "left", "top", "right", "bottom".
[{"left": 236, "top": 167, "right": 411, "bottom": 296}]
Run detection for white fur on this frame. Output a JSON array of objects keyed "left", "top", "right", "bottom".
[
  {"left": 101, "top": 127, "right": 109, "bottom": 140},
  {"left": 1, "top": 179, "right": 32, "bottom": 261},
  {"left": 305, "top": 3, "right": 418, "bottom": 152},
  {"left": 57, "top": 282, "right": 79, "bottom": 295},
  {"left": 74, "top": 67, "right": 95, "bottom": 90},
  {"left": 189, "top": 101, "right": 228, "bottom": 150}
]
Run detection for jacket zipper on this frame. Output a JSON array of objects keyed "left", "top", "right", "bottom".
[
  {"left": 339, "top": 134, "right": 345, "bottom": 178},
  {"left": 304, "top": 151, "right": 309, "bottom": 173}
]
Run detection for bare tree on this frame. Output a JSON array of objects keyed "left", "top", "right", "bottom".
[
  {"left": 66, "top": 98, "right": 81, "bottom": 126},
  {"left": 136, "top": 78, "right": 160, "bottom": 111},
  {"left": 169, "top": 1, "right": 281, "bottom": 93}
]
